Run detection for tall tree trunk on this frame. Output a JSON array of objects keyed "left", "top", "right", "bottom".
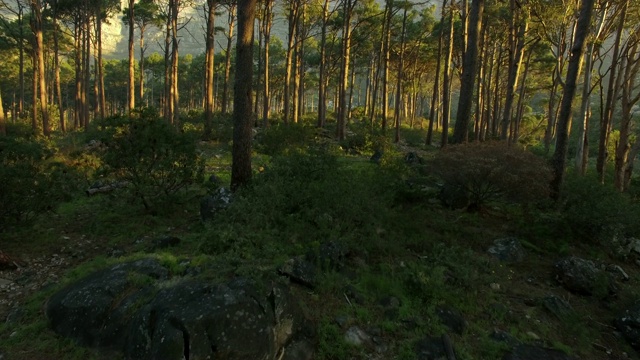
[
  {"left": 381, "top": 0, "right": 392, "bottom": 131},
  {"left": 441, "top": 5, "right": 454, "bottom": 147},
  {"left": 337, "top": 0, "right": 354, "bottom": 140},
  {"left": 204, "top": 0, "right": 216, "bottom": 139},
  {"left": 597, "top": 0, "right": 627, "bottom": 183},
  {"left": 614, "top": 40, "right": 640, "bottom": 191},
  {"left": 575, "top": 3, "right": 608, "bottom": 175},
  {"left": 394, "top": 6, "right": 408, "bottom": 143},
  {"left": 550, "top": 0, "right": 595, "bottom": 199},
  {"left": 128, "top": 0, "right": 135, "bottom": 113},
  {"left": 283, "top": 2, "right": 299, "bottom": 124},
  {"left": 31, "top": 0, "right": 50, "bottom": 136},
  {"left": 139, "top": 25, "right": 146, "bottom": 104},
  {"left": 317, "top": 0, "right": 329, "bottom": 127},
  {"left": 164, "top": 3, "right": 172, "bottom": 121},
  {"left": 171, "top": 0, "right": 180, "bottom": 125},
  {"left": 222, "top": 3, "right": 236, "bottom": 114},
  {"left": 426, "top": 0, "right": 445, "bottom": 145},
  {"left": 52, "top": 0, "right": 65, "bottom": 132},
  {"left": 231, "top": 0, "right": 257, "bottom": 190},
  {"left": 0, "top": 89, "right": 4, "bottom": 136},
  {"left": 97, "top": 14, "right": 106, "bottom": 120},
  {"left": 452, "top": 0, "right": 483, "bottom": 144},
  {"left": 500, "top": 1, "right": 527, "bottom": 141},
  {"left": 262, "top": 0, "right": 274, "bottom": 126}
]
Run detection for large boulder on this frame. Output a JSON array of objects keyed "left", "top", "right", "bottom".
[
  {"left": 46, "top": 258, "right": 169, "bottom": 348},
  {"left": 614, "top": 302, "right": 640, "bottom": 350},
  {"left": 46, "top": 258, "right": 313, "bottom": 360},
  {"left": 553, "top": 256, "right": 617, "bottom": 296}
]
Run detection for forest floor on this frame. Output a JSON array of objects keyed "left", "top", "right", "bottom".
[{"left": 1, "top": 123, "right": 640, "bottom": 360}]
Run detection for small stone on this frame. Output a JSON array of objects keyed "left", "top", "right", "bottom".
[
  {"left": 526, "top": 331, "right": 540, "bottom": 340},
  {"left": 344, "top": 326, "right": 370, "bottom": 346},
  {"left": 490, "top": 283, "right": 501, "bottom": 291}
]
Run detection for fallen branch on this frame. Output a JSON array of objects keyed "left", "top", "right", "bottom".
[{"left": 86, "top": 181, "right": 129, "bottom": 196}]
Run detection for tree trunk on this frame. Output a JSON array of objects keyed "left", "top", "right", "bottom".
[
  {"left": 222, "top": 3, "right": 236, "bottom": 114},
  {"left": 575, "top": 4, "right": 608, "bottom": 175},
  {"left": 597, "top": 0, "right": 627, "bottom": 183},
  {"left": 394, "top": 6, "right": 408, "bottom": 143},
  {"left": 0, "top": 89, "right": 5, "bottom": 136},
  {"left": 500, "top": 1, "right": 527, "bottom": 141},
  {"left": 441, "top": 5, "right": 454, "bottom": 147},
  {"left": 262, "top": 0, "right": 274, "bottom": 126},
  {"left": 452, "top": 0, "right": 483, "bottom": 144},
  {"left": 204, "top": 0, "right": 216, "bottom": 139},
  {"left": 337, "top": 0, "right": 354, "bottom": 140},
  {"left": 31, "top": 0, "right": 50, "bottom": 136},
  {"left": 317, "top": 0, "right": 329, "bottom": 127},
  {"left": 550, "top": 0, "right": 595, "bottom": 199},
  {"left": 52, "top": 0, "right": 65, "bottom": 132},
  {"left": 171, "top": 0, "right": 180, "bottom": 125},
  {"left": 381, "top": 0, "right": 392, "bottom": 131},
  {"left": 614, "top": 40, "right": 640, "bottom": 191},
  {"left": 231, "top": 0, "right": 257, "bottom": 191},
  {"left": 128, "top": 0, "right": 135, "bottom": 113},
  {"left": 426, "top": 0, "right": 445, "bottom": 145}
]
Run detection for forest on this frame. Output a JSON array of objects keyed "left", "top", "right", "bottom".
[{"left": 2, "top": 0, "right": 640, "bottom": 359}]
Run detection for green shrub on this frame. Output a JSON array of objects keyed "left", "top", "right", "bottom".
[
  {"left": 561, "top": 174, "right": 640, "bottom": 242},
  {"left": 341, "top": 121, "right": 388, "bottom": 154},
  {"left": 0, "top": 137, "right": 75, "bottom": 228},
  {"left": 95, "top": 108, "right": 204, "bottom": 211},
  {"left": 254, "top": 123, "right": 315, "bottom": 155},
  {"left": 429, "top": 142, "right": 553, "bottom": 210}
]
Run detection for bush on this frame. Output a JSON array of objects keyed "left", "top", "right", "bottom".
[
  {"left": 254, "top": 123, "right": 316, "bottom": 156},
  {"left": 429, "top": 142, "right": 553, "bottom": 210},
  {"left": 561, "top": 174, "right": 640, "bottom": 242},
  {"left": 0, "top": 136, "right": 74, "bottom": 228},
  {"left": 95, "top": 108, "right": 204, "bottom": 211}
]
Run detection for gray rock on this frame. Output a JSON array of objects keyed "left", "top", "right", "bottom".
[
  {"left": 488, "top": 238, "right": 526, "bottom": 263},
  {"left": 200, "top": 187, "right": 232, "bottom": 221},
  {"left": 282, "top": 339, "right": 315, "bottom": 360},
  {"left": 344, "top": 326, "right": 370, "bottom": 346},
  {"left": 46, "top": 258, "right": 312, "bottom": 360},
  {"left": 541, "top": 295, "right": 574, "bottom": 320},
  {"left": 614, "top": 302, "right": 640, "bottom": 350},
  {"left": 278, "top": 256, "right": 317, "bottom": 289},
  {"left": 502, "top": 344, "right": 575, "bottom": 360},
  {"left": 553, "top": 256, "right": 617, "bottom": 296},
  {"left": 5, "top": 306, "right": 26, "bottom": 324},
  {"left": 46, "top": 258, "right": 169, "bottom": 348},
  {"left": 490, "top": 329, "right": 521, "bottom": 347}
]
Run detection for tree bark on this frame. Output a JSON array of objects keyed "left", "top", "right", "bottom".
[
  {"left": 452, "top": 0, "right": 483, "bottom": 144},
  {"left": 550, "top": 0, "right": 595, "bottom": 200},
  {"left": 204, "top": 0, "right": 216, "bottom": 139},
  {"left": 128, "top": 0, "right": 135, "bottom": 113},
  {"left": 597, "top": 0, "right": 627, "bottom": 183},
  {"left": 441, "top": 4, "right": 454, "bottom": 147},
  {"left": 222, "top": 3, "right": 236, "bottom": 114},
  {"left": 231, "top": 0, "right": 257, "bottom": 191},
  {"left": 262, "top": 0, "right": 274, "bottom": 126},
  {"left": 0, "top": 89, "right": 5, "bottom": 136}
]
